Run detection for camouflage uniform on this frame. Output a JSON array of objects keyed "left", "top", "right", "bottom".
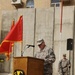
[
  {"left": 35, "top": 46, "right": 56, "bottom": 75},
  {"left": 58, "top": 59, "right": 71, "bottom": 75}
]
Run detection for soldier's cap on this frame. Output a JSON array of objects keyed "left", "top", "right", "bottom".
[
  {"left": 37, "top": 38, "right": 44, "bottom": 45},
  {"left": 63, "top": 54, "right": 66, "bottom": 57}
]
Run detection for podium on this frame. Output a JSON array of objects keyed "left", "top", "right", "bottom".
[{"left": 13, "top": 57, "right": 44, "bottom": 75}]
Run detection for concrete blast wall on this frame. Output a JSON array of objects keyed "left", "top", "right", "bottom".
[
  {"left": 0, "top": 6, "right": 75, "bottom": 75},
  {"left": 54, "top": 6, "right": 74, "bottom": 75}
]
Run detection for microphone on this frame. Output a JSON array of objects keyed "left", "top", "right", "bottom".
[{"left": 27, "top": 45, "right": 35, "bottom": 48}]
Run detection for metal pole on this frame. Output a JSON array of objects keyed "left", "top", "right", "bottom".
[{"left": 69, "top": 50, "right": 71, "bottom": 75}]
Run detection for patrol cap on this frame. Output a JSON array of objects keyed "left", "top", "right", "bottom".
[
  {"left": 63, "top": 54, "right": 66, "bottom": 57},
  {"left": 37, "top": 38, "right": 44, "bottom": 45}
]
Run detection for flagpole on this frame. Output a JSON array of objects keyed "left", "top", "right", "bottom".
[
  {"left": 11, "top": 44, "right": 14, "bottom": 73},
  {"left": 59, "top": 0, "right": 63, "bottom": 61},
  {"left": 21, "top": 41, "right": 23, "bottom": 57},
  {"left": 60, "top": 0, "right": 63, "bottom": 33},
  {"left": 21, "top": 15, "right": 23, "bottom": 57}
]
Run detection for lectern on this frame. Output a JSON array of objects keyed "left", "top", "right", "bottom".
[{"left": 13, "top": 57, "right": 44, "bottom": 75}]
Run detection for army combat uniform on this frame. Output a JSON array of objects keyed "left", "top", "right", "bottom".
[
  {"left": 35, "top": 46, "right": 56, "bottom": 75},
  {"left": 58, "top": 59, "right": 71, "bottom": 75}
]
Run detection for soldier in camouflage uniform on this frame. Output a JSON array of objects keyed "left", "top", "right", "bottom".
[
  {"left": 58, "top": 54, "right": 71, "bottom": 75},
  {"left": 35, "top": 39, "right": 56, "bottom": 75}
]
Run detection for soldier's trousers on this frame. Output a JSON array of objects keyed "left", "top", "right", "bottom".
[
  {"left": 60, "top": 72, "right": 69, "bottom": 75},
  {"left": 44, "top": 73, "right": 52, "bottom": 75}
]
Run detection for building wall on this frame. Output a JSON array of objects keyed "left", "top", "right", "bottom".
[
  {"left": 70, "top": 0, "right": 75, "bottom": 5},
  {"left": 0, "top": 0, "right": 51, "bottom": 43},
  {"left": 0, "top": 0, "right": 15, "bottom": 43},
  {"left": 0, "top": 0, "right": 75, "bottom": 10},
  {"left": 0, "top": 0, "right": 51, "bottom": 10},
  {"left": 0, "top": 6, "right": 75, "bottom": 75},
  {"left": 0, "top": 10, "right": 17, "bottom": 73},
  {"left": 34, "top": 0, "right": 50, "bottom": 8}
]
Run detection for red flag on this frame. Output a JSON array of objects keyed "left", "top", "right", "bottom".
[
  {"left": 0, "top": 42, "right": 12, "bottom": 56},
  {"left": 4, "top": 20, "right": 15, "bottom": 60},
  {"left": 0, "top": 20, "right": 15, "bottom": 60},
  {"left": 4, "top": 42, "right": 12, "bottom": 60},
  {"left": 0, "top": 42, "right": 12, "bottom": 52},
  {"left": 0, "top": 16, "right": 23, "bottom": 60},
  {"left": 5, "top": 16, "right": 23, "bottom": 42},
  {"left": 0, "top": 45, "right": 8, "bottom": 53},
  {"left": 0, "top": 42, "right": 12, "bottom": 60}
]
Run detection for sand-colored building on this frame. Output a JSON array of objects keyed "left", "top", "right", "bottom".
[{"left": 0, "top": 0, "right": 75, "bottom": 10}]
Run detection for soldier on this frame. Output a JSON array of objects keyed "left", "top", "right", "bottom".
[
  {"left": 35, "top": 38, "right": 56, "bottom": 75},
  {"left": 58, "top": 54, "right": 71, "bottom": 75}
]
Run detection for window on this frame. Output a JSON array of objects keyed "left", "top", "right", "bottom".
[
  {"left": 51, "top": 3, "right": 60, "bottom": 7},
  {"left": 26, "top": 0, "right": 34, "bottom": 8},
  {"left": 51, "top": 0, "right": 60, "bottom": 3},
  {"left": 51, "top": 0, "right": 60, "bottom": 7}
]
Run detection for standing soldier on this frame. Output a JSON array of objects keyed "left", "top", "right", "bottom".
[
  {"left": 58, "top": 54, "right": 71, "bottom": 75},
  {"left": 35, "top": 38, "right": 56, "bottom": 75}
]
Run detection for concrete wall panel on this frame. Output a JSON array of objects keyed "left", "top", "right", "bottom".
[
  {"left": 1, "top": 10, "right": 17, "bottom": 73},
  {"left": 17, "top": 8, "right": 35, "bottom": 57},
  {"left": 1, "top": 10, "right": 17, "bottom": 41},
  {"left": 35, "top": 8, "right": 54, "bottom": 53},
  {"left": 54, "top": 6, "right": 74, "bottom": 75},
  {"left": 53, "top": 41, "right": 69, "bottom": 75}
]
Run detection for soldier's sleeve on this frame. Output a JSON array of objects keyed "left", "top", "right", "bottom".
[
  {"left": 34, "top": 52, "right": 39, "bottom": 58},
  {"left": 49, "top": 48, "right": 56, "bottom": 63},
  {"left": 58, "top": 61, "right": 60, "bottom": 72},
  {"left": 45, "top": 48, "right": 56, "bottom": 64},
  {"left": 68, "top": 60, "right": 71, "bottom": 68},
  {"left": 58, "top": 60, "right": 62, "bottom": 72}
]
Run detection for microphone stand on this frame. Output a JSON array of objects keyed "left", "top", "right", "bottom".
[{"left": 21, "top": 45, "right": 29, "bottom": 57}]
